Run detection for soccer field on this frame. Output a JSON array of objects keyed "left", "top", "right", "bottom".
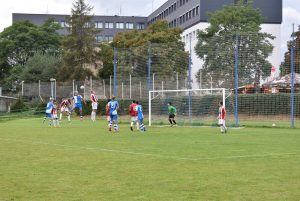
[{"left": 0, "top": 118, "right": 300, "bottom": 201}]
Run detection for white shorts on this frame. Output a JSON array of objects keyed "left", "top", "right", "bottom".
[
  {"left": 107, "top": 116, "right": 110, "bottom": 122},
  {"left": 52, "top": 114, "right": 58, "bottom": 119},
  {"left": 60, "top": 107, "right": 69, "bottom": 112},
  {"left": 131, "top": 116, "right": 137, "bottom": 122},
  {"left": 218, "top": 119, "right": 225, "bottom": 126},
  {"left": 92, "top": 102, "right": 98, "bottom": 110}
]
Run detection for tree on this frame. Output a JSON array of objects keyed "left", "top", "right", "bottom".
[
  {"left": 61, "top": 0, "right": 99, "bottom": 81},
  {"left": 98, "top": 43, "right": 114, "bottom": 79},
  {"left": 0, "top": 19, "right": 62, "bottom": 85},
  {"left": 281, "top": 26, "right": 300, "bottom": 75},
  {"left": 194, "top": 0, "right": 274, "bottom": 90},
  {"left": 100, "top": 20, "right": 188, "bottom": 80},
  {"left": 20, "top": 52, "right": 62, "bottom": 82}
]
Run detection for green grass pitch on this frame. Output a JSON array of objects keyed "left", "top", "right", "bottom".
[{"left": 0, "top": 118, "right": 300, "bottom": 201}]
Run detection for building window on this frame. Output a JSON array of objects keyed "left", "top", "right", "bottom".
[
  {"left": 196, "top": 6, "right": 199, "bottom": 15},
  {"left": 104, "top": 35, "right": 113, "bottom": 42},
  {"left": 60, "top": 20, "right": 66, "bottom": 27},
  {"left": 185, "top": 13, "right": 188, "bottom": 21},
  {"left": 180, "top": 0, "right": 182, "bottom": 6},
  {"left": 105, "top": 22, "right": 114, "bottom": 29},
  {"left": 116, "top": 22, "right": 124, "bottom": 29},
  {"left": 136, "top": 23, "right": 145, "bottom": 30},
  {"left": 174, "top": 19, "right": 177, "bottom": 27},
  {"left": 96, "top": 21, "right": 103, "bottom": 29},
  {"left": 96, "top": 35, "right": 104, "bottom": 43},
  {"left": 189, "top": 10, "right": 192, "bottom": 19},
  {"left": 126, "top": 22, "right": 134, "bottom": 29},
  {"left": 192, "top": 8, "right": 195, "bottom": 17}
]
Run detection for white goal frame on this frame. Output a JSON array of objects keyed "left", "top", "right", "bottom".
[{"left": 148, "top": 88, "right": 226, "bottom": 126}]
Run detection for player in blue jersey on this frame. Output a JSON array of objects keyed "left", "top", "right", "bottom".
[
  {"left": 136, "top": 101, "right": 146, "bottom": 132},
  {"left": 108, "top": 96, "right": 119, "bottom": 132},
  {"left": 72, "top": 91, "right": 85, "bottom": 121},
  {"left": 43, "top": 97, "right": 54, "bottom": 126}
]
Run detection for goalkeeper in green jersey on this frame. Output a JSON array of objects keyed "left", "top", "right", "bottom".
[{"left": 168, "top": 102, "right": 177, "bottom": 126}]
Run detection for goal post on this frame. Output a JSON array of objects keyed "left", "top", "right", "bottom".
[{"left": 148, "top": 88, "right": 226, "bottom": 126}]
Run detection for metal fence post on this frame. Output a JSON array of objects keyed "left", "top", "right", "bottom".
[
  {"left": 148, "top": 44, "right": 151, "bottom": 96},
  {"left": 235, "top": 35, "right": 240, "bottom": 127},
  {"left": 122, "top": 82, "right": 124, "bottom": 99},
  {"left": 110, "top": 75, "right": 112, "bottom": 98},
  {"left": 38, "top": 80, "right": 41, "bottom": 97},
  {"left": 103, "top": 80, "right": 106, "bottom": 98},
  {"left": 21, "top": 81, "right": 24, "bottom": 96},
  {"left": 291, "top": 24, "right": 295, "bottom": 128},
  {"left": 72, "top": 80, "right": 75, "bottom": 96},
  {"left": 113, "top": 47, "right": 117, "bottom": 96},
  {"left": 130, "top": 74, "right": 132, "bottom": 99}
]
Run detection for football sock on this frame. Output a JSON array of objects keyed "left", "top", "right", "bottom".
[
  {"left": 114, "top": 124, "right": 118, "bottom": 131},
  {"left": 173, "top": 120, "right": 177, "bottom": 124},
  {"left": 59, "top": 113, "right": 62, "bottom": 120},
  {"left": 169, "top": 119, "right": 173, "bottom": 124},
  {"left": 139, "top": 123, "right": 145, "bottom": 132}
]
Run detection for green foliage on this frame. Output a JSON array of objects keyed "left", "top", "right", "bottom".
[
  {"left": 0, "top": 19, "right": 62, "bottom": 87},
  {"left": 61, "top": 0, "right": 99, "bottom": 81},
  {"left": 112, "top": 20, "right": 183, "bottom": 48},
  {"left": 281, "top": 25, "right": 300, "bottom": 75},
  {"left": 195, "top": 0, "right": 274, "bottom": 89},
  {"left": 103, "top": 20, "right": 188, "bottom": 80},
  {"left": 20, "top": 52, "right": 62, "bottom": 82},
  {"left": 10, "top": 98, "right": 28, "bottom": 112},
  {"left": 97, "top": 43, "right": 114, "bottom": 79}
]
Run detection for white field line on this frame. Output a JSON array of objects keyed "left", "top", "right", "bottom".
[
  {"left": 152, "top": 125, "right": 246, "bottom": 129},
  {"left": 0, "top": 137, "right": 297, "bottom": 161}
]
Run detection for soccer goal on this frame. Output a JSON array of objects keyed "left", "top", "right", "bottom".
[{"left": 148, "top": 88, "right": 227, "bottom": 126}]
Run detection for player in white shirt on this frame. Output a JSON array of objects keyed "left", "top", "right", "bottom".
[
  {"left": 52, "top": 100, "right": 60, "bottom": 127},
  {"left": 90, "top": 90, "right": 98, "bottom": 122},
  {"left": 218, "top": 101, "right": 227, "bottom": 134}
]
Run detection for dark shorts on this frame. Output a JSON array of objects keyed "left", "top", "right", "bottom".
[{"left": 169, "top": 114, "right": 175, "bottom": 119}]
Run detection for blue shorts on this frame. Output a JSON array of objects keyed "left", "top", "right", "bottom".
[
  {"left": 110, "top": 114, "right": 118, "bottom": 122},
  {"left": 45, "top": 113, "right": 52, "bottom": 118},
  {"left": 74, "top": 104, "right": 82, "bottom": 110}
]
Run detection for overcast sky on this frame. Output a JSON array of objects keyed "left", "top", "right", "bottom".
[{"left": 0, "top": 0, "right": 300, "bottom": 58}]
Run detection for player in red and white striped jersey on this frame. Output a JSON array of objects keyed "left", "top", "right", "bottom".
[
  {"left": 59, "top": 98, "right": 72, "bottom": 122},
  {"left": 105, "top": 98, "right": 111, "bottom": 128},
  {"left": 90, "top": 90, "right": 98, "bottom": 122},
  {"left": 218, "top": 101, "right": 227, "bottom": 134}
]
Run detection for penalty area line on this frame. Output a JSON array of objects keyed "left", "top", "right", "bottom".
[{"left": 0, "top": 137, "right": 296, "bottom": 161}]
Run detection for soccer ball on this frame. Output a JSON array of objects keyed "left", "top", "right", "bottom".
[
  {"left": 272, "top": 123, "right": 276, "bottom": 127},
  {"left": 80, "top": 85, "right": 84, "bottom": 89}
]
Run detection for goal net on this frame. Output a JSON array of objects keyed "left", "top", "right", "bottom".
[{"left": 148, "top": 88, "right": 231, "bottom": 126}]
